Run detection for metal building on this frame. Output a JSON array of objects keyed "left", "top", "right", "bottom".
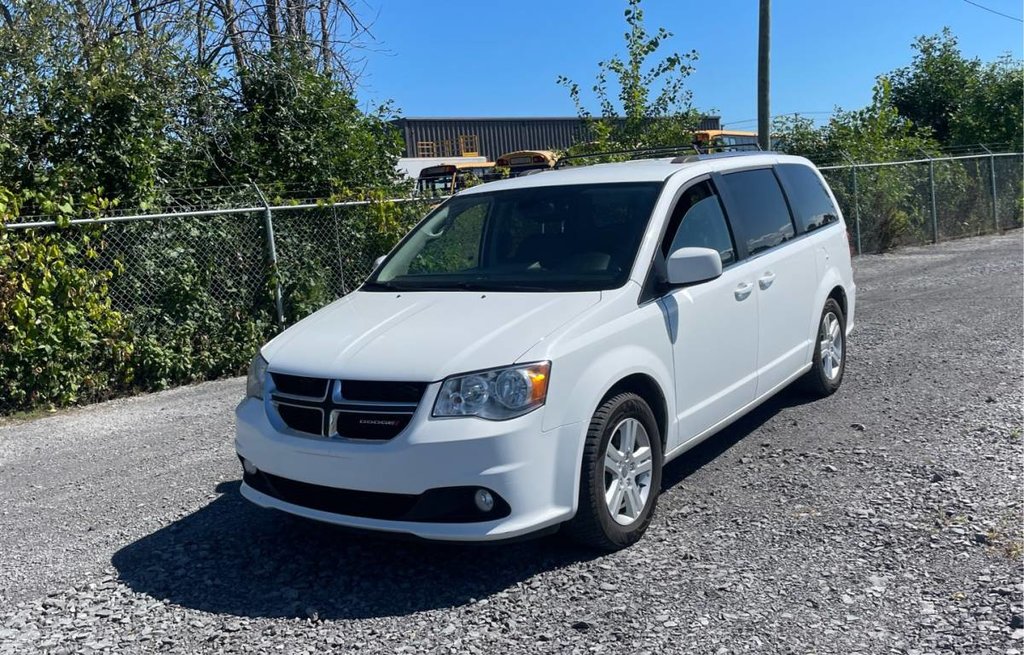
[{"left": 391, "top": 116, "right": 722, "bottom": 160}]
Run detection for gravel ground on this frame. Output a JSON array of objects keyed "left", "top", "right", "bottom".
[{"left": 1, "top": 232, "right": 1021, "bottom": 654}]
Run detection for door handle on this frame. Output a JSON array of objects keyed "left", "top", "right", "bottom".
[
  {"left": 758, "top": 271, "right": 776, "bottom": 290},
  {"left": 734, "top": 282, "right": 753, "bottom": 301}
]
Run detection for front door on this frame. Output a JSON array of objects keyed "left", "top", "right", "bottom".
[{"left": 659, "top": 178, "right": 759, "bottom": 445}]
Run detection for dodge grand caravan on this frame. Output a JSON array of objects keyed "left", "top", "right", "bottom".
[{"left": 235, "top": 152, "right": 855, "bottom": 550}]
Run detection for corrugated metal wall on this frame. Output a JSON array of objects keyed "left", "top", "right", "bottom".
[
  {"left": 697, "top": 116, "right": 721, "bottom": 131},
  {"left": 393, "top": 118, "right": 588, "bottom": 159},
  {"left": 393, "top": 116, "right": 722, "bottom": 159}
]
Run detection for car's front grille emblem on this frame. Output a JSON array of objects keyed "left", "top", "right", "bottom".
[{"left": 269, "top": 375, "right": 425, "bottom": 441}]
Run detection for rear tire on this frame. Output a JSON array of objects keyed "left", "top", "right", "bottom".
[
  {"left": 802, "top": 298, "right": 846, "bottom": 397},
  {"left": 564, "top": 392, "right": 663, "bottom": 551}
]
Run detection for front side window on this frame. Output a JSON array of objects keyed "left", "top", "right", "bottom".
[
  {"left": 662, "top": 180, "right": 736, "bottom": 267},
  {"left": 775, "top": 163, "right": 840, "bottom": 233},
  {"left": 368, "top": 182, "right": 662, "bottom": 292},
  {"left": 722, "top": 168, "right": 795, "bottom": 255}
]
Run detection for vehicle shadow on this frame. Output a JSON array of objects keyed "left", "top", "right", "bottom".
[
  {"left": 660, "top": 385, "right": 817, "bottom": 490},
  {"left": 111, "top": 386, "right": 813, "bottom": 620}
]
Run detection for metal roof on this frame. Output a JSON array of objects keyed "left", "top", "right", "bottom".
[{"left": 391, "top": 116, "right": 723, "bottom": 160}]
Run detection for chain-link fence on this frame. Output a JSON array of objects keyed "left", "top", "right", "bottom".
[
  {"left": 0, "top": 197, "right": 437, "bottom": 414},
  {"left": 819, "top": 152, "right": 1022, "bottom": 254},
  {"left": 1, "top": 151, "right": 1021, "bottom": 415}
]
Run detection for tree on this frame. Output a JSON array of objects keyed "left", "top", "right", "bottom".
[
  {"left": 0, "top": 0, "right": 402, "bottom": 214},
  {"left": 0, "top": 3, "right": 190, "bottom": 209},
  {"left": 771, "top": 114, "right": 831, "bottom": 161},
  {"left": 889, "top": 28, "right": 1023, "bottom": 148},
  {"left": 952, "top": 54, "right": 1023, "bottom": 148},
  {"left": 827, "top": 79, "right": 937, "bottom": 162},
  {"left": 557, "top": 0, "right": 701, "bottom": 155},
  {"left": 0, "top": 0, "right": 408, "bottom": 412},
  {"left": 825, "top": 79, "right": 942, "bottom": 251}
]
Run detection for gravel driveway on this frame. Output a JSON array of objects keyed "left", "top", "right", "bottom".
[{"left": 1, "top": 232, "right": 1021, "bottom": 654}]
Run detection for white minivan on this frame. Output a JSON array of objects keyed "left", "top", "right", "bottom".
[{"left": 236, "top": 152, "right": 855, "bottom": 550}]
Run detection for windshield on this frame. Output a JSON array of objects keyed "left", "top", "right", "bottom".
[{"left": 366, "top": 182, "right": 663, "bottom": 292}]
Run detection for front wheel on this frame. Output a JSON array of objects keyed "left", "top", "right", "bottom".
[
  {"left": 801, "top": 298, "right": 846, "bottom": 397},
  {"left": 564, "top": 392, "right": 663, "bottom": 551}
]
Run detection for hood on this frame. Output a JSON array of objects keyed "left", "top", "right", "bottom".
[{"left": 262, "top": 290, "right": 601, "bottom": 382}]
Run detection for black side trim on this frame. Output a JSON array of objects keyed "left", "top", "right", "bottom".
[{"left": 243, "top": 467, "right": 511, "bottom": 523}]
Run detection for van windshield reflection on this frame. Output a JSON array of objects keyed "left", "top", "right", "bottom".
[{"left": 366, "top": 183, "right": 662, "bottom": 292}]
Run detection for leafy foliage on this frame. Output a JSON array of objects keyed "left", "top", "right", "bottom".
[
  {"left": 0, "top": 188, "right": 132, "bottom": 410},
  {"left": 0, "top": 1, "right": 406, "bottom": 212},
  {"left": 822, "top": 81, "right": 941, "bottom": 251},
  {"left": 889, "top": 29, "right": 1023, "bottom": 149},
  {"left": 557, "top": 0, "right": 701, "bottom": 156},
  {"left": 770, "top": 28, "right": 1023, "bottom": 252},
  {"left": 0, "top": 1, "right": 411, "bottom": 412}
]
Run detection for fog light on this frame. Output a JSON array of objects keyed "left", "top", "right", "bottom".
[
  {"left": 241, "top": 457, "right": 258, "bottom": 475},
  {"left": 473, "top": 488, "right": 495, "bottom": 512}
]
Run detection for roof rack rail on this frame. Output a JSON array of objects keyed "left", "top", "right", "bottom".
[
  {"left": 554, "top": 145, "right": 701, "bottom": 168},
  {"left": 671, "top": 148, "right": 778, "bottom": 164},
  {"left": 554, "top": 142, "right": 771, "bottom": 168}
]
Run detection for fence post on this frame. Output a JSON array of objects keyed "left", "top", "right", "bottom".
[
  {"left": 980, "top": 145, "right": 998, "bottom": 232},
  {"left": 921, "top": 149, "right": 938, "bottom": 244},
  {"left": 331, "top": 205, "right": 348, "bottom": 296},
  {"left": 841, "top": 152, "right": 862, "bottom": 255},
  {"left": 252, "top": 183, "right": 286, "bottom": 330}
]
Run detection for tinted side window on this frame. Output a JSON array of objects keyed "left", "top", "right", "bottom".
[
  {"left": 662, "top": 180, "right": 736, "bottom": 267},
  {"left": 775, "top": 163, "right": 840, "bottom": 233},
  {"left": 722, "top": 168, "right": 795, "bottom": 255}
]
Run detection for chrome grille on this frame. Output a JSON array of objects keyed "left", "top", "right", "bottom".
[{"left": 269, "top": 373, "right": 426, "bottom": 441}]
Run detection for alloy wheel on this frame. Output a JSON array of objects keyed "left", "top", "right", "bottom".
[
  {"left": 820, "top": 311, "right": 844, "bottom": 381},
  {"left": 603, "top": 418, "right": 654, "bottom": 526}
]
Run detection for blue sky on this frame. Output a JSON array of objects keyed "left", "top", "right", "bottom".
[{"left": 355, "top": 0, "right": 1023, "bottom": 127}]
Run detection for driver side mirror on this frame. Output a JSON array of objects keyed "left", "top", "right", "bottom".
[{"left": 666, "top": 247, "right": 722, "bottom": 286}]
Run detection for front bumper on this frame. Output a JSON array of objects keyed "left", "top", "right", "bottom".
[{"left": 234, "top": 396, "right": 583, "bottom": 541}]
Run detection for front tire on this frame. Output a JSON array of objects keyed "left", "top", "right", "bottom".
[
  {"left": 802, "top": 298, "right": 846, "bottom": 397},
  {"left": 564, "top": 392, "right": 663, "bottom": 551}
]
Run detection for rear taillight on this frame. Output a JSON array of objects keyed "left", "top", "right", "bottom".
[{"left": 496, "top": 158, "right": 507, "bottom": 166}]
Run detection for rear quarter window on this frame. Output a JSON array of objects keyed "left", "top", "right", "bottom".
[{"left": 775, "top": 163, "right": 841, "bottom": 233}]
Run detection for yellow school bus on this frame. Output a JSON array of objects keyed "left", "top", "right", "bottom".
[
  {"left": 416, "top": 162, "right": 497, "bottom": 195},
  {"left": 495, "top": 150, "right": 558, "bottom": 176},
  {"left": 693, "top": 130, "right": 759, "bottom": 152}
]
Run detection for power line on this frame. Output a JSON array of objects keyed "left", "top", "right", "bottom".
[
  {"left": 723, "top": 111, "right": 834, "bottom": 126},
  {"left": 960, "top": 0, "right": 1023, "bottom": 23}
]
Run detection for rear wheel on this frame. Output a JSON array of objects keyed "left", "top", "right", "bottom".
[
  {"left": 802, "top": 298, "right": 846, "bottom": 397},
  {"left": 564, "top": 392, "right": 663, "bottom": 551}
]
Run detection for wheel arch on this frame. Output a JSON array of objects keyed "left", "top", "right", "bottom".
[
  {"left": 827, "top": 284, "right": 848, "bottom": 318},
  {"left": 807, "top": 268, "right": 849, "bottom": 358},
  {"left": 601, "top": 373, "right": 669, "bottom": 449}
]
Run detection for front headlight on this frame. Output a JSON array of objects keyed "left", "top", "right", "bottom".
[
  {"left": 433, "top": 362, "right": 551, "bottom": 420},
  {"left": 246, "top": 353, "right": 268, "bottom": 399}
]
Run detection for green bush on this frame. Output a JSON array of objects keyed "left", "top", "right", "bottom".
[
  {"left": 0, "top": 188, "right": 434, "bottom": 413},
  {"left": 0, "top": 193, "right": 132, "bottom": 410}
]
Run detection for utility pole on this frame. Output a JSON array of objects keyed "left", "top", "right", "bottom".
[{"left": 757, "top": 0, "right": 771, "bottom": 151}]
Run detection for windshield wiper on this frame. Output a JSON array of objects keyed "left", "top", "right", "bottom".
[
  {"left": 361, "top": 280, "right": 410, "bottom": 291},
  {"left": 366, "top": 279, "right": 561, "bottom": 292},
  {"left": 445, "top": 281, "right": 558, "bottom": 292}
]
